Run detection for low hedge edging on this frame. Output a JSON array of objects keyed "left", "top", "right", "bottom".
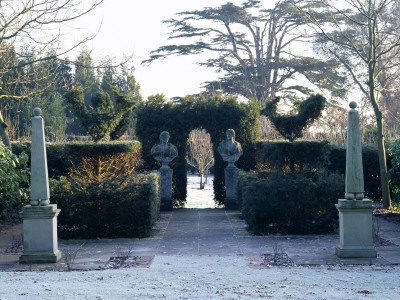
[
  {"left": 240, "top": 170, "right": 343, "bottom": 235},
  {"left": 50, "top": 172, "right": 160, "bottom": 239}
]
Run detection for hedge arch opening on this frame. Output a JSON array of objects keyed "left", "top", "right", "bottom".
[
  {"left": 186, "top": 128, "right": 215, "bottom": 208},
  {"left": 136, "top": 94, "right": 260, "bottom": 208}
]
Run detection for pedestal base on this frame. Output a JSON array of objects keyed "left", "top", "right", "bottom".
[
  {"left": 160, "top": 167, "right": 173, "bottom": 211},
  {"left": 224, "top": 167, "right": 239, "bottom": 210},
  {"left": 19, "top": 204, "right": 62, "bottom": 263},
  {"left": 160, "top": 198, "right": 173, "bottom": 211},
  {"left": 20, "top": 250, "right": 62, "bottom": 264},
  {"left": 224, "top": 198, "right": 239, "bottom": 210},
  {"left": 335, "top": 199, "right": 377, "bottom": 258}
]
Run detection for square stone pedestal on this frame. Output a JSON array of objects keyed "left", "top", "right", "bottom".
[
  {"left": 224, "top": 197, "right": 239, "bottom": 210},
  {"left": 335, "top": 199, "right": 377, "bottom": 258},
  {"left": 160, "top": 167, "right": 173, "bottom": 211},
  {"left": 19, "top": 204, "right": 62, "bottom": 263},
  {"left": 224, "top": 167, "right": 239, "bottom": 210}
]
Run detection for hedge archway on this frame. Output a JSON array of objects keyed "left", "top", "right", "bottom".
[{"left": 136, "top": 94, "right": 260, "bottom": 207}]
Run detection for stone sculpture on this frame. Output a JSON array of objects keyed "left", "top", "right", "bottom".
[
  {"left": 345, "top": 101, "right": 364, "bottom": 200},
  {"left": 30, "top": 108, "right": 50, "bottom": 206},
  {"left": 218, "top": 129, "right": 242, "bottom": 210},
  {"left": 20, "top": 108, "right": 62, "bottom": 263},
  {"left": 151, "top": 131, "right": 177, "bottom": 211},
  {"left": 217, "top": 129, "right": 243, "bottom": 167},
  {"left": 335, "top": 101, "right": 376, "bottom": 258},
  {"left": 151, "top": 131, "right": 178, "bottom": 168}
]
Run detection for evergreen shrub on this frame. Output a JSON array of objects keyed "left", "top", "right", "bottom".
[
  {"left": 50, "top": 172, "right": 160, "bottom": 239},
  {"left": 255, "top": 141, "right": 388, "bottom": 202},
  {"left": 262, "top": 94, "right": 326, "bottom": 142},
  {"left": 255, "top": 141, "right": 330, "bottom": 172},
  {"left": 12, "top": 141, "right": 141, "bottom": 179},
  {"left": 326, "top": 144, "right": 388, "bottom": 202},
  {"left": 240, "top": 170, "right": 343, "bottom": 234},
  {"left": 0, "top": 146, "right": 29, "bottom": 218},
  {"left": 387, "top": 141, "right": 400, "bottom": 205}
]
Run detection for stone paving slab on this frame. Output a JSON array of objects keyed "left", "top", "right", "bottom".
[{"left": 1, "top": 208, "right": 400, "bottom": 271}]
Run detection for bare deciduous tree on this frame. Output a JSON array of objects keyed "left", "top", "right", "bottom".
[
  {"left": 0, "top": 0, "right": 104, "bottom": 148},
  {"left": 187, "top": 129, "right": 214, "bottom": 189},
  {"left": 298, "top": 0, "right": 400, "bottom": 208}
]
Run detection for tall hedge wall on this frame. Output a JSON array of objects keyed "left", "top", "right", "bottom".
[
  {"left": 255, "top": 141, "right": 390, "bottom": 202},
  {"left": 136, "top": 94, "right": 260, "bottom": 206},
  {"left": 11, "top": 141, "right": 142, "bottom": 179}
]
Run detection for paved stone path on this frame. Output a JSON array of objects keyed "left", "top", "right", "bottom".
[{"left": 1, "top": 207, "right": 400, "bottom": 271}]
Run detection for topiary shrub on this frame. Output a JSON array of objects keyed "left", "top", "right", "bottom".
[
  {"left": 51, "top": 172, "right": 160, "bottom": 239},
  {"left": 0, "top": 145, "right": 29, "bottom": 218},
  {"left": 240, "top": 170, "right": 343, "bottom": 235},
  {"left": 262, "top": 94, "right": 326, "bottom": 142},
  {"left": 65, "top": 87, "right": 136, "bottom": 142}
]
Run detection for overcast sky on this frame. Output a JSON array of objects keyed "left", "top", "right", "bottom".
[{"left": 68, "top": 0, "right": 276, "bottom": 99}]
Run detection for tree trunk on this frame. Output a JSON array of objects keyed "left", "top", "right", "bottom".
[
  {"left": 200, "top": 173, "right": 205, "bottom": 190},
  {"left": 375, "top": 112, "right": 392, "bottom": 208},
  {"left": 0, "top": 111, "right": 11, "bottom": 150},
  {"left": 369, "top": 83, "right": 391, "bottom": 208}
]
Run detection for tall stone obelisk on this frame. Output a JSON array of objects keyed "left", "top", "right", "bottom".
[
  {"left": 335, "top": 101, "right": 377, "bottom": 258},
  {"left": 19, "top": 108, "right": 62, "bottom": 263}
]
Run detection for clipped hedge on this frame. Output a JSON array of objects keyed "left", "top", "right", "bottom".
[
  {"left": 12, "top": 141, "right": 142, "bottom": 179},
  {"left": 255, "top": 141, "right": 330, "bottom": 172},
  {"left": 51, "top": 172, "right": 160, "bottom": 239},
  {"left": 136, "top": 94, "right": 260, "bottom": 207},
  {"left": 255, "top": 141, "right": 388, "bottom": 202},
  {"left": 240, "top": 170, "right": 343, "bottom": 235},
  {"left": 326, "top": 144, "right": 390, "bottom": 202}
]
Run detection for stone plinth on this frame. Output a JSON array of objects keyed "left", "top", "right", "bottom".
[
  {"left": 224, "top": 167, "right": 239, "bottom": 210},
  {"left": 19, "top": 204, "right": 62, "bottom": 263},
  {"left": 160, "top": 167, "right": 173, "bottom": 211},
  {"left": 335, "top": 199, "right": 377, "bottom": 258}
]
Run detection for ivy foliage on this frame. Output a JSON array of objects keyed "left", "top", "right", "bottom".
[
  {"left": 65, "top": 86, "right": 136, "bottom": 142},
  {"left": 0, "top": 145, "right": 29, "bottom": 218},
  {"left": 262, "top": 94, "right": 326, "bottom": 142},
  {"left": 136, "top": 94, "right": 260, "bottom": 206}
]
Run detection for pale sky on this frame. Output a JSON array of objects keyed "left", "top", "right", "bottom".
[{"left": 67, "top": 0, "right": 275, "bottom": 99}]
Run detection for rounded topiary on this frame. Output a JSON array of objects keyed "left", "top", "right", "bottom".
[{"left": 262, "top": 94, "right": 326, "bottom": 142}]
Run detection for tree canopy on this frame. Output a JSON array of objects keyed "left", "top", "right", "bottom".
[
  {"left": 299, "top": 0, "right": 400, "bottom": 208},
  {"left": 144, "top": 0, "right": 346, "bottom": 104}
]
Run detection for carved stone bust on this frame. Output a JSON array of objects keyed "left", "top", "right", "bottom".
[
  {"left": 218, "top": 129, "right": 243, "bottom": 167},
  {"left": 151, "top": 131, "right": 178, "bottom": 168}
]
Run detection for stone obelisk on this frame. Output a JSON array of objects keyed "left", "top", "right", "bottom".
[
  {"left": 335, "top": 101, "right": 377, "bottom": 258},
  {"left": 19, "top": 108, "right": 62, "bottom": 263}
]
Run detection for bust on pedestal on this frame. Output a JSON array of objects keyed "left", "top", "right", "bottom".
[
  {"left": 218, "top": 129, "right": 243, "bottom": 210},
  {"left": 151, "top": 131, "right": 178, "bottom": 211},
  {"left": 19, "top": 108, "right": 62, "bottom": 263},
  {"left": 335, "top": 101, "right": 377, "bottom": 258}
]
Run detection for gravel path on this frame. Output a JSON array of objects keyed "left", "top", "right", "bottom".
[{"left": 1, "top": 256, "right": 400, "bottom": 299}]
